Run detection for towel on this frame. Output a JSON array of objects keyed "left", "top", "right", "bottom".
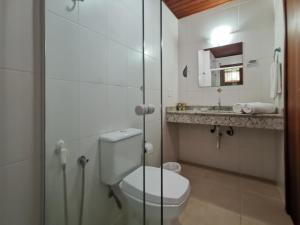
[
  {"left": 242, "top": 102, "right": 277, "bottom": 114},
  {"left": 233, "top": 103, "right": 247, "bottom": 113},
  {"left": 270, "top": 61, "right": 282, "bottom": 99}
]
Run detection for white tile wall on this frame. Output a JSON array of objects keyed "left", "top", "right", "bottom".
[
  {"left": 0, "top": 70, "right": 34, "bottom": 167},
  {"left": 79, "top": 83, "right": 107, "bottom": 138},
  {"left": 46, "top": 0, "right": 79, "bottom": 22},
  {"left": 145, "top": 0, "right": 161, "bottom": 59},
  {"left": 145, "top": 55, "right": 161, "bottom": 90},
  {"left": 174, "top": 0, "right": 283, "bottom": 182},
  {"left": 107, "top": 40, "right": 128, "bottom": 86},
  {"left": 127, "top": 12, "right": 143, "bottom": 52},
  {"left": 108, "top": 1, "right": 130, "bottom": 45},
  {"left": 46, "top": 78, "right": 80, "bottom": 145},
  {"left": 179, "top": 125, "right": 279, "bottom": 181},
  {"left": 0, "top": 0, "right": 40, "bottom": 224},
  {"left": 79, "top": 27, "right": 107, "bottom": 84},
  {"left": 238, "top": 128, "right": 278, "bottom": 179},
  {"left": 178, "top": 0, "right": 275, "bottom": 106},
  {"left": 107, "top": 85, "right": 128, "bottom": 131},
  {"left": 79, "top": 0, "right": 107, "bottom": 34},
  {"left": 162, "top": 3, "right": 179, "bottom": 162},
  {"left": 0, "top": 158, "right": 39, "bottom": 225},
  {"left": 46, "top": 11, "right": 80, "bottom": 81},
  {"left": 0, "top": 0, "right": 34, "bottom": 72},
  {"left": 127, "top": 51, "right": 143, "bottom": 88}
]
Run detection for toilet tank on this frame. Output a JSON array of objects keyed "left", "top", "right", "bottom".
[{"left": 99, "top": 128, "right": 143, "bottom": 185}]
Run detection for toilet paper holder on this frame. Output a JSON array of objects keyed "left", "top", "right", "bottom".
[{"left": 145, "top": 142, "right": 154, "bottom": 154}]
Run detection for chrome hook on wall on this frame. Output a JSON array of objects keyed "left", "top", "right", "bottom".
[
  {"left": 66, "top": 0, "right": 84, "bottom": 12},
  {"left": 273, "top": 47, "right": 281, "bottom": 60}
]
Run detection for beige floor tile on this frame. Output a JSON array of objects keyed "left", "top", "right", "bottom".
[
  {"left": 181, "top": 164, "right": 206, "bottom": 182},
  {"left": 180, "top": 197, "right": 240, "bottom": 225},
  {"left": 239, "top": 177, "right": 282, "bottom": 200},
  {"left": 182, "top": 164, "right": 241, "bottom": 191},
  {"left": 180, "top": 208, "right": 208, "bottom": 225},
  {"left": 201, "top": 168, "right": 241, "bottom": 190},
  {"left": 179, "top": 163, "right": 292, "bottom": 225},
  {"left": 241, "top": 192, "right": 293, "bottom": 225},
  {"left": 241, "top": 216, "right": 269, "bottom": 225},
  {"left": 191, "top": 179, "right": 242, "bottom": 214}
]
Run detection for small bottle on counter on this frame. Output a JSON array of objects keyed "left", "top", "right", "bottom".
[{"left": 176, "top": 103, "right": 187, "bottom": 111}]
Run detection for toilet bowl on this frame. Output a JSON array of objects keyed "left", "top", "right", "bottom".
[
  {"left": 99, "top": 129, "right": 191, "bottom": 225},
  {"left": 119, "top": 166, "right": 191, "bottom": 225}
]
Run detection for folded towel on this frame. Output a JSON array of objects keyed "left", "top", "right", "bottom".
[
  {"left": 242, "top": 102, "right": 277, "bottom": 114},
  {"left": 270, "top": 61, "right": 282, "bottom": 99},
  {"left": 233, "top": 103, "right": 247, "bottom": 113}
]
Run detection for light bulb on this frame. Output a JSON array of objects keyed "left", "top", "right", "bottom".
[{"left": 210, "top": 25, "right": 233, "bottom": 46}]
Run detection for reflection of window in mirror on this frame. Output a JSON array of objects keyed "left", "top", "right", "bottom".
[
  {"left": 220, "top": 63, "right": 243, "bottom": 86},
  {"left": 198, "top": 42, "right": 243, "bottom": 88}
]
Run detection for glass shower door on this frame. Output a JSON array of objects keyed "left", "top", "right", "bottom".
[
  {"left": 144, "top": 0, "right": 163, "bottom": 224},
  {"left": 44, "top": 0, "right": 150, "bottom": 225}
]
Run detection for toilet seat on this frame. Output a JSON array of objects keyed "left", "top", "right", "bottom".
[{"left": 120, "top": 166, "right": 190, "bottom": 206}]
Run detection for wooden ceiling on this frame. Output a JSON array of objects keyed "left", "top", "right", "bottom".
[
  {"left": 164, "top": 0, "right": 234, "bottom": 19},
  {"left": 206, "top": 42, "right": 243, "bottom": 58}
]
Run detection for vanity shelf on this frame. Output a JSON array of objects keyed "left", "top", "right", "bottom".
[
  {"left": 210, "top": 65, "right": 243, "bottom": 72},
  {"left": 166, "top": 107, "right": 284, "bottom": 130}
]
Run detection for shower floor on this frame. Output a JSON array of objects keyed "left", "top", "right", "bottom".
[{"left": 179, "top": 163, "right": 294, "bottom": 225}]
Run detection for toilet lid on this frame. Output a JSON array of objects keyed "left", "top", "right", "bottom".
[{"left": 120, "top": 166, "right": 190, "bottom": 205}]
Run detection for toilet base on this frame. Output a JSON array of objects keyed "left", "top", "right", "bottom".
[
  {"left": 128, "top": 215, "right": 181, "bottom": 225},
  {"left": 124, "top": 193, "right": 187, "bottom": 225}
]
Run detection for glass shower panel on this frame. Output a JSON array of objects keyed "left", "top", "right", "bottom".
[
  {"left": 44, "top": 0, "right": 145, "bottom": 225},
  {"left": 144, "top": 0, "right": 163, "bottom": 224}
]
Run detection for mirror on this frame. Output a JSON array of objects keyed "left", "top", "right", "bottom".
[{"left": 198, "top": 42, "right": 243, "bottom": 87}]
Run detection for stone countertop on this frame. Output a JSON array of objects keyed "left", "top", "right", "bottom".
[{"left": 166, "top": 106, "right": 284, "bottom": 130}]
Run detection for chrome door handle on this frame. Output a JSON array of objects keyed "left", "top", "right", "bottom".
[{"left": 135, "top": 104, "right": 155, "bottom": 116}]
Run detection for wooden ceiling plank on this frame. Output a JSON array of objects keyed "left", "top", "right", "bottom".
[
  {"left": 177, "top": 0, "right": 233, "bottom": 18},
  {"left": 167, "top": 0, "right": 208, "bottom": 10},
  {"left": 164, "top": 0, "right": 233, "bottom": 19},
  {"left": 176, "top": 0, "right": 232, "bottom": 13},
  {"left": 173, "top": 0, "right": 224, "bottom": 11}
]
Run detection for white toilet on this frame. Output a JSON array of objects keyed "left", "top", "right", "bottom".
[{"left": 99, "top": 128, "right": 190, "bottom": 225}]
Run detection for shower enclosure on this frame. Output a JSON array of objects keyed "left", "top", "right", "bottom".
[{"left": 44, "top": 0, "right": 163, "bottom": 225}]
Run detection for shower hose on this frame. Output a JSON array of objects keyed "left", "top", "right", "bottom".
[
  {"left": 79, "top": 156, "right": 89, "bottom": 225},
  {"left": 62, "top": 156, "right": 89, "bottom": 225},
  {"left": 62, "top": 164, "right": 69, "bottom": 225}
]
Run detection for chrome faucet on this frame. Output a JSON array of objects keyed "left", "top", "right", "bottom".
[{"left": 217, "top": 88, "right": 222, "bottom": 110}]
